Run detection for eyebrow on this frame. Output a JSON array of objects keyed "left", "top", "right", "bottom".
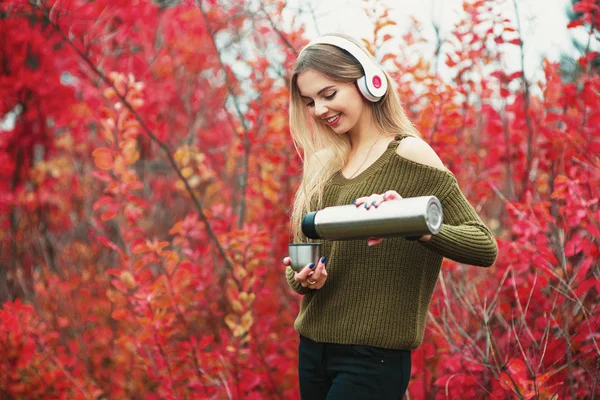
[{"left": 300, "top": 85, "right": 336, "bottom": 99}]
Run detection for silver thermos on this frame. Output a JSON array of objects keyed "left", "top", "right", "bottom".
[{"left": 301, "top": 196, "right": 443, "bottom": 240}]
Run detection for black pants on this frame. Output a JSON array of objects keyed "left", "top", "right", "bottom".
[{"left": 298, "top": 335, "right": 411, "bottom": 400}]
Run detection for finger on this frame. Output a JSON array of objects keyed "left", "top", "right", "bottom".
[
  {"left": 365, "top": 194, "right": 383, "bottom": 209},
  {"left": 282, "top": 256, "right": 291, "bottom": 266},
  {"left": 383, "top": 190, "right": 402, "bottom": 200},
  {"left": 383, "top": 190, "right": 400, "bottom": 200},
  {"left": 419, "top": 234, "right": 432, "bottom": 242},
  {"left": 314, "top": 268, "right": 327, "bottom": 289},
  {"left": 295, "top": 263, "right": 316, "bottom": 281},
  {"left": 367, "top": 237, "right": 385, "bottom": 246},
  {"left": 311, "top": 257, "right": 326, "bottom": 281},
  {"left": 296, "top": 269, "right": 312, "bottom": 287},
  {"left": 353, "top": 196, "right": 369, "bottom": 207},
  {"left": 373, "top": 194, "right": 388, "bottom": 207},
  {"left": 293, "top": 271, "right": 301, "bottom": 284},
  {"left": 306, "top": 270, "right": 317, "bottom": 286},
  {"left": 354, "top": 193, "right": 381, "bottom": 207},
  {"left": 372, "top": 191, "right": 402, "bottom": 208}
]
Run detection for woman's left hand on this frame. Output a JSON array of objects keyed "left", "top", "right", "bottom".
[{"left": 353, "top": 190, "right": 432, "bottom": 246}]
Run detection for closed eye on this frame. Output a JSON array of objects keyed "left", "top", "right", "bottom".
[{"left": 305, "top": 92, "right": 336, "bottom": 107}]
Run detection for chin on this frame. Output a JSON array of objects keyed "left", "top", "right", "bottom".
[{"left": 331, "top": 127, "right": 348, "bottom": 135}]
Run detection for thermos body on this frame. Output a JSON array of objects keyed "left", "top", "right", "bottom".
[{"left": 302, "top": 196, "right": 443, "bottom": 240}]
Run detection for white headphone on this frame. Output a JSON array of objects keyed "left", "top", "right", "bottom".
[{"left": 299, "top": 35, "right": 388, "bottom": 102}]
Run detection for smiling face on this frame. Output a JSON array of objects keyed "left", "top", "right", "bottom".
[{"left": 296, "top": 69, "right": 368, "bottom": 135}]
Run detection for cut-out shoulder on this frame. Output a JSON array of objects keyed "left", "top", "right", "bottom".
[{"left": 395, "top": 136, "right": 446, "bottom": 171}]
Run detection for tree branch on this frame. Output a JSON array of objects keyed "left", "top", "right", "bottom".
[
  {"left": 196, "top": 0, "right": 252, "bottom": 230},
  {"left": 511, "top": 0, "right": 537, "bottom": 201},
  {"left": 37, "top": 4, "right": 235, "bottom": 273}
]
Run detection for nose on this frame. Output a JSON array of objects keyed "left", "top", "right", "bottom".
[{"left": 314, "top": 100, "right": 328, "bottom": 118}]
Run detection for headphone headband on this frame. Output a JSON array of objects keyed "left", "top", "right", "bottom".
[{"left": 299, "top": 35, "right": 388, "bottom": 102}]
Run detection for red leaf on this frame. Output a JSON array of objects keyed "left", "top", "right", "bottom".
[
  {"left": 446, "top": 54, "right": 459, "bottom": 68},
  {"left": 111, "top": 309, "right": 130, "bottom": 320},
  {"left": 132, "top": 243, "right": 150, "bottom": 254},
  {"left": 98, "top": 235, "right": 124, "bottom": 255},
  {"left": 433, "top": 374, "right": 454, "bottom": 386},
  {"left": 92, "top": 147, "right": 114, "bottom": 170},
  {"left": 92, "top": 170, "right": 113, "bottom": 182},
  {"left": 509, "top": 71, "right": 523, "bottom": 81},
  {"left": 575, "top": 277, "right": 600, "bottom": 298},
  {"left": 573, "top": 1, "right": 598, "bottom": 13},
  {"left": 111, "top": 279, "right": 128, "bottom": 293},
  {"left": 380, "top": 53, "right": 396, "bottom": 64},
  {"left": 565, "top": 235, "right": 584, "bottom": 256},
  {"left": 587, "top": 222, "right": 600, "bottom": 237},
  {"left": 567, "top": 19, "right": 584, "bottom": 28},
  {"left": 101, "top": 208, "right": 118, "bottom": 221},
  {"left": 93, "top": 196, "right": 114, "bottom": 211},
  {"left": 198, "top": 334, "right": 215, "bottom": 349}
]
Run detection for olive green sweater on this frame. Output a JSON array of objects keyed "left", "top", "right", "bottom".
[{"left": 285, "top": 134, "right": 498, "bottom": 350}]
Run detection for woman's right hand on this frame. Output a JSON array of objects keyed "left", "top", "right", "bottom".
[{"left": 282, "top": 256, "right": 328, "bottom": 289}]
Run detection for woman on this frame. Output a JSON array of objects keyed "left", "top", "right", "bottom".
[{"left": 281, "top": 33, "right": 498, "bottom": 399}]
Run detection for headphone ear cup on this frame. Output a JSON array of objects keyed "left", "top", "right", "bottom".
[{"left": 356, "top": 75, "right": 381, "bottom": 102}]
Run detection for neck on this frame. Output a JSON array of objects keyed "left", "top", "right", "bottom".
[{"left": 347, "top": 109, "right": 386, "bottom": 154}]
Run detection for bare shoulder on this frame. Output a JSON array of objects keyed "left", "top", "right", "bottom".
[{"left": 395, "top": 135, "right": 446, "bottom": 171}]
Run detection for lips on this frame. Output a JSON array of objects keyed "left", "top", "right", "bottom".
[{"left": 325, "top": 113, "right": 341, "bottom": 126}]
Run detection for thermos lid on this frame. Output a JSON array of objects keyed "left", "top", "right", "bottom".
[{"left": 301, "top": 211, "right": 319, "bottom": 239}]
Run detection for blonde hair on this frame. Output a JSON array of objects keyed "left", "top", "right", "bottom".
[{"left": 289, "top": 33, "right": 420, "bottom": 242}]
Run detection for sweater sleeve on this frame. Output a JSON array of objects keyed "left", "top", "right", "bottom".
[
  {"left": 285, "top": 266, "right": 312, "bottom": 295},
  {"left": 419, "top": 177, "right": 498, "bottom": 267}
]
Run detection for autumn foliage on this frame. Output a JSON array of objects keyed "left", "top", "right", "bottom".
[{"left": 1, "top": 0, "right": 599, "bottom": 398}]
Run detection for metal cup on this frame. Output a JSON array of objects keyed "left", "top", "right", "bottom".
[{"left": 288, "top": 243, "right": 321, "bottom": 272}]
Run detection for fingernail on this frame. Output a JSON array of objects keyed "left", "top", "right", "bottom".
[
  {"left": 321, "top": 256, "right": 327, "bottom": 263},
  {"left": 364, "top": 203, "right": 367, "bottom": 208},
  {"left": 309, "top": 263, "right": 316, "bottom": 269},
  {"left": 282, "top": 258, "right": 285, "bottom": 264},
  {"left": 372, "top": 201, "right": 376, "bottom": 206},
  {"left": 353, "top": 200, "right": 356, "bottom": 205}
]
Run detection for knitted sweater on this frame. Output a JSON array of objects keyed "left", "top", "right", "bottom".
[{"left": 285, "top": 134, "right": 498, "bottom": 350}]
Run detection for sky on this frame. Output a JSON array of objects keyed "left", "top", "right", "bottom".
[{"left": 282, "top": 0, "right": 593, "bottom": 84}]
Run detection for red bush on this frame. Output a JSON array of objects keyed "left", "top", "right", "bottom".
[{"left": 1, "top": 0, "right": 598, "bottom": 398}]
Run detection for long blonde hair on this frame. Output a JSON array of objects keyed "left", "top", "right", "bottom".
[{"left": 289, "top": 33, "right": 419, "bottom": 242}]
